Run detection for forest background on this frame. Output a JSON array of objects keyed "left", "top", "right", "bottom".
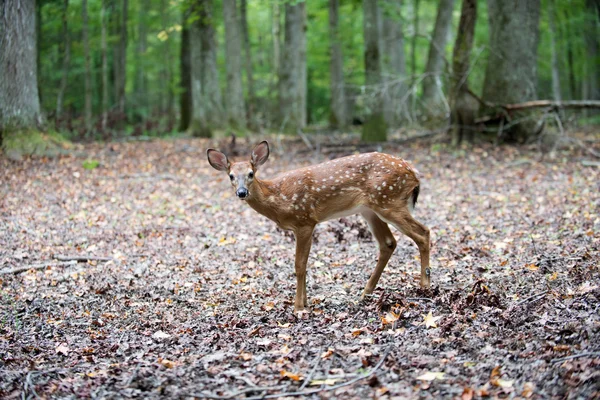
[{"left": 1, "top": 0, "right": 599, "bottom": 157}]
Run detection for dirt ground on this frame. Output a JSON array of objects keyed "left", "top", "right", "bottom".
[{"left": 1, "top": 135, "right": 599, "bottom": 399}]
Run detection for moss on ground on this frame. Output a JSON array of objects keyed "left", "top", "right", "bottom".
[{"left": 1, "top": 129, "right": 70, "bottom": 161}]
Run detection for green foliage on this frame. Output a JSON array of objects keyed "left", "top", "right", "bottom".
[
  {"left": 82, "top": 159, "right": 100, "bottom": 169},
  {"left": 36, "top": 0, "right": 597, "bottom": 138}
]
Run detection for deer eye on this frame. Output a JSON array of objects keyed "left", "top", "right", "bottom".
[
  {"left": 229, "top": 174, "right": 234, "bottom": 181},
  {"left": 248, "top": 171, "right": 254, "bottom": 179}
]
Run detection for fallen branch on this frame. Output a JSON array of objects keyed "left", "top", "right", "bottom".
[
  {"left": 53, "top": 255, "right": 114, "bottom": 262},
  {"left": 247, "top": 345, "right": 392, "bottom": 400},
  {"left": 192, "top": 346, "right": 392, "bottom": 400},
  {"left": 551, "top": 352, "right": 600, "bottom": 364},
  {"left": 502, "top": 100, "right": 600, "bottom": 112},
  {"left": 0, "top": 260, "right": 77, "bottom": 275}
]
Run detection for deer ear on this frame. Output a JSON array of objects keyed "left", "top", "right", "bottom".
[
  {"left": 251, "top": 141, "right": 269, "bottom": 168},
  {"left": 207, "top": 149, "right": 230, "bottom": 172}
]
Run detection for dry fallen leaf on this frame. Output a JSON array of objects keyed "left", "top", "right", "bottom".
[
  {"left": 417, "top": 371, "right": 445, "bottom": 381},
  {"left": 321, "top": 348, "right": 334, "bottom": 359},
  {"left": 158, "top": 358, "right": 176, "bottom": 368},
  {"left": 55, "top": 343, "right": 69, "bottom": 356},
  {"left": 422, "top": 311, "right": 443, "bottom": 328},
  {"left": 381, "top": 311, "right": 399, "bottom": 325},
  {"left": 280, "top": 370, "right": 302, "bottom": 381},
  {"left": 522, "top": 382, "right": 534, "bottom": 398},
  {"left": 152, "top": 331, "right": 171, "bottom": 340}
]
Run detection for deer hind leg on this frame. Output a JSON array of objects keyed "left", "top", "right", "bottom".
[
  {"left": 361, "top": 210, "right": 397, "bottom": 299},
  {"left": 375, "top": 209, "right": 431, "bottom": 289}
]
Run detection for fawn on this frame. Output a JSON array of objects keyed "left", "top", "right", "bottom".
[{"left": 207, "top": 141, "right": 430, "bottom": 312}]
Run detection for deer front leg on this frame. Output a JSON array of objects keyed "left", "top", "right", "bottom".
[{"left": 293, "top": 226, "right": 314, "bottom": 312}]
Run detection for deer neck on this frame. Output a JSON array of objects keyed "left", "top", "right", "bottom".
[{"left": 246, "top": 178, "right": 282, "bottom": 224}]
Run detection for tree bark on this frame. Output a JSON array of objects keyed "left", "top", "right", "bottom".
[
  {"left": 279, "top": 2, "right": 307, "bottom": 131},
  {"left": 548, "top": 0, "right": 562, "bottom": 103},
  {"left": 160, "top": 0, "right": 174, "bottom": 128},
  {"left": 410, "top": 0, "right": 419, "bottom": 78},
  {"left": 179, "top": 5, "right": 192, "bottom": 132},
  {"left": 272, "top": 2, "right": 281, "bottom": 79},
  {"left": 0, "top": 2, "right": 43, "bottom": 127},
  {"left": 421, "top": 0, "right": 455, "bottom": 116},
  {"left": 223, "top": 0, "right": 247, "bottom": 129},
  {"left": 583, "top": 0, "right": 599, "bottom": 107},
  {"left": 135, "top": 0, "right": 149, "bottom": 121},
  {"left": 381, "top": 0, "right": 408, "bottom": 126},
  {"left": 199, "top": 0, "right": 223, "bottom": 128},
  {"left": 101, "top": 0, "right": 109, "bottom": 131},
  {"left": 0, "top": 0, "right": 44, "bottom": 156},
  {"left": 240, "top": 0, "right": 257, "bottom": 130},
  {"left": 450, "top": 0, "right": 478, "bottom": 146},
  {"left": 362, "top": 0, "right": 387, "bottom": 142},
  {"left": 482, "top": 0, "right": 541, "bottom": 142},
  {"left": 189, "top": 0, "right": 211, "bottom": 137},
  {"left": 36, "top": 1, "right": 43, "bottom": 106},
  {"left": 82, "top": 0, "right": 93, "bottom": 133},
  {"left": 328, "top": 0, "right": 347, "bottom": 129},
  {"left": 114, "top": 0, "right": 128, "bottom": 117},
  {"left": 56, "top": 0, "right": 71, "bottom": 126}
]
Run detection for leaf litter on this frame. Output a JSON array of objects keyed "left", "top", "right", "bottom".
[{"left": 0, "top": 136, "right": 599, "bottom": 399}]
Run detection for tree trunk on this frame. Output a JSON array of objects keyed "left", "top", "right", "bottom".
[
  {"left": 240, "top": 0, "right": 257, "bottom": 130},
  {"left": 135, "top": 0, "right": 149, "bottom": 122},
  {"left": 115, "top": 0, "right": 128, "bottom": 118},
  {"left": 563, "top": 6, "right": 577, "bottom": 100},
  {"left": 421, "top": 0, "right": 455, "bottom": 116},
  {"left": 362, "top": 0, "right": 387, "bottom": 142},
  {"left": 82, "top": 0, "right": 93, "bottom": 133},
  {"left": 189, "top": 0, "right": 210, "bottom": 137},
  {"left": 179, "top": 5, "right": 192, "bottom": 132},
  {"left": 547, "top": 0, "right": 561, "bottom": 103},
  {"left": 223, "top": 0, "right": 247, "bottom": 130},
  {"left": 279, "top": 2, "right": 306, "bottom": 131},
  {"left": 329, "top": 0, "right": 347, "bottom": 129},
  {"left": 450, "top": 0, "right": 478, "bottom": 146},
  {"left": 583, "top": 0, "right": 600, "bottom": 109},
  {"left": 56, "top": 0, "right": 70, "bottom": 127},
  {"left": 36, "top": 1, "right": 43, "bottom": 106},
  {"left": 101, "top": 0, "right": 109, "bottom": 131},
  {"left": 272, "top": 2, "right": 281, "bottom": 79},
  {"left": 482, "top": 0, "right": 541, "bottom": 142},
  {"left": 199, "top": 0, "right": 223, "bottom": 128},
  {"left": 160, "top": 0, "right": 174, "bottom": 128},
  {"left": 0, "top": 0, "right": 44, "bottom": 158},
  {"left": 381, "top": 0, "right": 408, "bottom": 126},
  {"left": 411, "top": 0, "right": 419, "bottom": 78}
]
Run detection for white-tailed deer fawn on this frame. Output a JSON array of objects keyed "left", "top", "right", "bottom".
[{"left": 207, "top": 141, "right": 430, "bottom": 312}]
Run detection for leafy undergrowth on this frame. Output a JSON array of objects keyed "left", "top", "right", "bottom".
[{"left": 1, "top": 136, "right": 599, "bottom": 399}]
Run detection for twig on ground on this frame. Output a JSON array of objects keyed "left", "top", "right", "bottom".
[
  {"left": 0, "top": 260, "right": 77, "bottom": 275},
  {"left": 195, "top": 385, "right": 287, "bottom": 400},
  {"left": 299, "top": 347, "right": 323, "bottom": 391},
  {"left": 192, "top": 346, "right": 392, "bottom": 400},
  {"left": 406, "top": 297, "right": 434, "bottom": 303},
  {"left": 247, "top": 345, "right": 392, "bottom": 400},
  {"left": 53, "top": 255, "right": 114, "bottom": 262},
  {"left": 517, "top": 291, "right": 548, "bottom": 306},
  {"left": 551, "top": 352, "right": 600, "bottom": 364}
]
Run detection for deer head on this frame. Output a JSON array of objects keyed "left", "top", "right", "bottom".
[{"left": 207, "top": 141, "right": 270, "bottom": 200}]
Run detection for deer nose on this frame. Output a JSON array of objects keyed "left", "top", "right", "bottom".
[{"left": 236, "top": 188, "right": 249, "bottom": 199}]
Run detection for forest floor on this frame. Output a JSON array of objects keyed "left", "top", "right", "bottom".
[{"left": 1, "top": 133, "right": 599, "bottom": 399}]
